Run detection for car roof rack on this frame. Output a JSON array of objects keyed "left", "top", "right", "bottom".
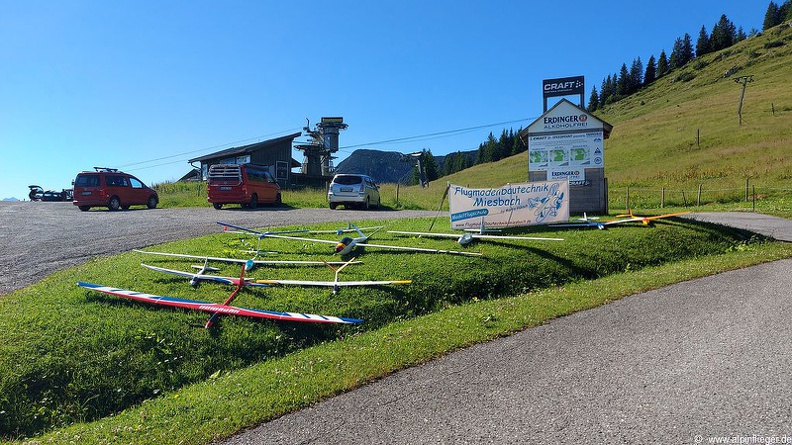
[{"left": 93, "top": 167, "right": 120, "bottom": 172}]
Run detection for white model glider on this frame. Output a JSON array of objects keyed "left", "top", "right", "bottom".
[
  {"left": 549, "top": 210, "right": 691, "bottom": 230},
  {"left": 141, "top": 263, "right": 271, "bottom": 288},
  {"left": 255, "top": 257, "right": 412, "bottom": 294},
  {"left": 133, "top": 249, "right": 361, "bottom": 270},
  {"left": 217, "top": 222, "right": 483, "bottom": 257},
  {"left": 387, "top": 230, "right": 564, "bottom": 246}
]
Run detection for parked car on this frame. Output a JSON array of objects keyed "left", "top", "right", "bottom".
[
  {"left": 327, "top": 174, "right": 381, "bottom": 210},
  {"left": 72, "top": 168, "right": 158, "bottom": 211},
  {"left": 207, "top": 163, "right": 281, "bottom": 209}
]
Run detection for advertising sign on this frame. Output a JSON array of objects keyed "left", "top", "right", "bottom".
[
  {"left": 448, "top": 181, "right": 569, "bottom": 229},
  {"left": 542, "top": 76, "right": 585, "bottom": 98},
  {"left": 542, "top": 76, "right": 585, "bottom": 111},
  {"left": 528, "top": 131, "right": 604, "bottom": 171}
]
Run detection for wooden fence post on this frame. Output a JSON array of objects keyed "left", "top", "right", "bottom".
[
  {"left": 626, "top": 187, "right": 630, "bottom": 211},
  {"left": 697, "top": 184, "right": 702, "bottom": 206}
]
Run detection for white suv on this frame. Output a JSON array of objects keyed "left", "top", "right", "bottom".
[{"left": 328, "top": 174, "right": 381, "bottom": 210}]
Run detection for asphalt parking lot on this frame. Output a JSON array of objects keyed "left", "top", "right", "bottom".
[{"left": 0, "top": 201, "right": 435, "bottom": 296}]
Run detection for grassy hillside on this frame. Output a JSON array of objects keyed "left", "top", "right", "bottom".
[
  {"left": 597, "top": 24, "right": 792, "bottom": 192},
  {"left": 158, "top": 26, "right": 792, "bottom": 215},
  {"left": 394, "top": 24, "right": 792, "bottom": 215}
]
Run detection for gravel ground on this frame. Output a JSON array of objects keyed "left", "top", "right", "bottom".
[{"left": 0, "top": 201, "right": 436, "bottom": 296}]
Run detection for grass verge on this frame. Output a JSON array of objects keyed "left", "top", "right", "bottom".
[
  {"left": 2, "top": 216, "right": 790, "bottom": 443},
  {"left": 16, "top": 241, "right": 792, "bottom": 445}
]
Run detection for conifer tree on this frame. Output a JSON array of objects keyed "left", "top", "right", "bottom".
[
  {"left": 669, "top": 38, "right": 682, "bottom": 70},
  {"left": 696, "top": 25, "right": 711, "bottom": 57},
  {"left": 629, "top": 57, "right": 643, "bottom": 93},
  {"left": 587, "top": 86, "right": 599, "bottom": 112},
  {"left": 680, "top": 33, "right": 694, "bottom": 65},
  {"left": 644, "top": 55, "right": 657, "bottom": 85},
  {"left": 599, "top": 75, "right": 612, "bottom": 107},
  {"left": 764, "top": 1, "right": 781, "bottom": 30},
  {"left": 476, "top": 133, "right": 497, "bottom": 164},
  {"left": 711, "top": 14, "right": 736, "bottom": 51},
  {"left": 616, "top": 63, "right": 630, "bottom": 96},
  {"left": 423, "top": 149, "right": 438, "bottom": 182},
  {"left": 657, "top": 50, "right": 669, "bottom": 77}
]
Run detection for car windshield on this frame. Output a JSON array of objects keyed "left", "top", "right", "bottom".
[{"left": 333, "top": 176, "right": 363, "bottom": 186}]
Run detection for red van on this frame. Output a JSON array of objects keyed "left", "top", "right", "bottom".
[
  {"left": 207, "top": 163, "right": 282, "bottom": 209},
  {"left": 72, "top": 168, "right": 158, "bottom": 211}
]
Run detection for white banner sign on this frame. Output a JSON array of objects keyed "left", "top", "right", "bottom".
[{"left": 448, "top": 181, "right": 570, "bottom": 230}]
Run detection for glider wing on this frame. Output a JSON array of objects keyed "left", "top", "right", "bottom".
[
  {"left": 141, "top": 263, "right": 270, "bottom": 287},
  {"left": 133, "top": 250, "right": 359, "bottom": 266},
  {"left": 77, "top": 281, "right": 362, "bottom": 324}
]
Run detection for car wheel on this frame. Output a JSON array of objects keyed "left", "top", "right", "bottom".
[
  {"left": 108, "top": 196, "right": 121, "bottom": 211},
  {"left": 275, "top": 193, "right": 282, "bottom": 206},
  {"left": 213, "top": 203, "right": 223, "bottom": 210},
  {"left": 249, "top": 194, "right": 258, "bottom": 209},
  {"left": 78, "top": 206, "right": 91, "bottom": 212},
  {"left": 363, "top": 197, "right": 370, "bottom": 210},
  {"left": 329, "top": 202, "right": 338, "bottom": 210},
  {"left": 147, "top": 196, "right": 158, "bottom": 209}
]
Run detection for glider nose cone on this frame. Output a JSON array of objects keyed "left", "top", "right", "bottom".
[
  {"left": 335, "top": 237, "right": 353, "bottom": 254},
  {"left": 458, "top": 233, "right": 474, "bottom": 246}
]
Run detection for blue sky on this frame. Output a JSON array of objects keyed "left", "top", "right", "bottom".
[{"left": 0, "top": 1, "right": 765, "bottom": 199}]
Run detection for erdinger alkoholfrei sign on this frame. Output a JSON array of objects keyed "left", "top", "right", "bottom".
[{"left": 519, "top": 97, "right": 612, "bottom": 215}]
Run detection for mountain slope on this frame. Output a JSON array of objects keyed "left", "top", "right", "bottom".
[{"left": 436, "top": 24, "right": 792, "bottom": 194}]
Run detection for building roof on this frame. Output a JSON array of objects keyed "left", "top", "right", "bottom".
[
  {"left": 519, "top": 99, "right": 612, "bottom": 140},
  {"left": 188, "top": 132, "right": 303, "bottom": 163}
]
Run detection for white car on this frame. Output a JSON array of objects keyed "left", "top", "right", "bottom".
[{"left": 328, "top": 174, "right": 381, "bottom": 210}]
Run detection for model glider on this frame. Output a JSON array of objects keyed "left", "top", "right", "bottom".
[
  {"left": 218, "top": 222, "right": 483, "bottom": 257},
  {"left": 255, "top": 257, "right": 412, "bottom": 294},
  {"left": 141, "top": 263, "right": 271, "bottom": 288},
  {"left": 387, "top": 219, "right": 563, "bottom": 246},
  {"left": 387, "top": 230, "right": 564, "bottom": 246},
  {"left": 77, "top": 281, "right": 362, "bottom": 327},
  {"left": 549, "top": 210, "right": 691, "bottom": 230},
  {"left": 133, "top": 249, "right": 361, "bottom": 270}
]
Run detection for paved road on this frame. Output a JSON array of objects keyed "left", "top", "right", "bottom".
[
  {"left": 0, "top": 201, "right": 435, "bottom": 296},
  {"left": 220, "top": 212, "right": 792, "bottom": 445},
  {"left": 681, "top": 212, "right": 792, "bottom": 242}
]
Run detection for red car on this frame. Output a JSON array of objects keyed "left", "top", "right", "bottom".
[
  {"left": 72, "top": 168, "right": 159, "bottom": 211},
  {"left": 207, "top": 163, "right": 281, "bottom": 209}
]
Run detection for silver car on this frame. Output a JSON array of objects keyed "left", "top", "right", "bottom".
[{"left": 328, "top": 174, "right": 381, "bottom": 210}]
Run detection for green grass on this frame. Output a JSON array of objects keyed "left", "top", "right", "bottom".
[
  {"left": 0, "top": 215, "right": 771, "bottom": 441},
  {"left": 4, "top": 223, "right": 791, "bottom": 444}
]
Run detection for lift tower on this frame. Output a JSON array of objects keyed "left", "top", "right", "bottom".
[{"left": 295, "top": 117, "right": 348, "bottom": 177}]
